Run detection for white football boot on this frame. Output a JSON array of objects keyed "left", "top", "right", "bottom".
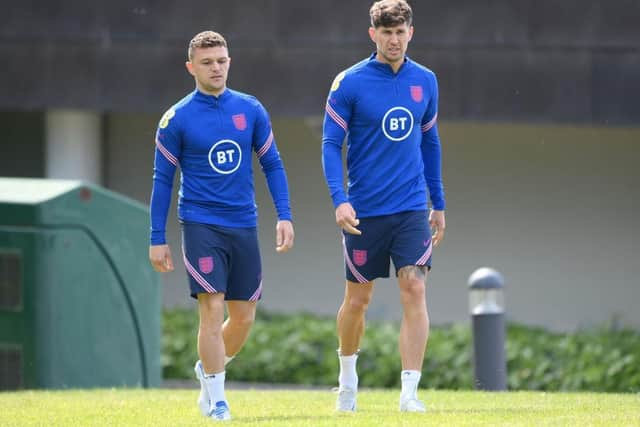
[
  {"left": 336, "top": 387, "right": 357, "bottom": 412},
  {"left": 209, "top": 400, "right": 232, "bottom": 421},
  {"left": 194, "top": 360, "right": 210, "bottom": 416},
  {"left": 399, "top": 397, "right": 426, "bottom": 412}
]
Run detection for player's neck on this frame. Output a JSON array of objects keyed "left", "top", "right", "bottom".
[
  {"left": 375, "top": 53, "right": 404, "bottom": 74},
  {"left": 197, "top": 84, "right": 227, "bottom": 98}
]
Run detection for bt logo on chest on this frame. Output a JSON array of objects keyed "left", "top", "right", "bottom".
[
  {"left": 381, "top": 106, "right": 414, "bottom": 142},
  {"left": 209, "top": 139, "right": 242, "bottom": 174}
]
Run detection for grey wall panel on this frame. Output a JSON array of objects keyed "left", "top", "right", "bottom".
[
  {"left": 592, "top": 52, "right": 640, "bottom": 125},
  {"left": 459, "top": 49, "right": 592, "bottom": 121},
  {"left": 274, "top": 0, "right": 370, "bottom": 46},
  {"left": 43, "top": 45, "right": 102, "bottom": 109},
  {"left": 0, "top": 1, "right": 277, "bottom": 43},
  {"left": 407, "top": 48, "right": 594, "bottom": 122},
  {"left": 1, "top": 1, "right": 100, "bottom": 39},
  {"left": 595, "top": 0, "right": 640, "bottom": 47},
  {"left": 412, "top": 0, "right": 530, "bottom": 47},
  {"left": 526, "top": 1, "right": 602, "bottom": 47},
  {"left": 98, "top": 45, "right": 189, "bottom": 113},
  {"left": 5, "top": 1, "right": 636, "bottom": 48},
  {"left": 1, "top": 0, "right": 639, "bottom": 122},
  {"left": 104, "top": 112, "right": 157, "bottom": 204},
  {"left": 527, "top": 0, "right": 640, "bottom": 48},
  {"left": 0, "top": 47, "right": 45, "bottom": 109},
  {"left": 0, "top": 44, "right": 102, "bottom": 111},
  {"left": 440, "top": 123, "right": 640, "bottom": 331}
]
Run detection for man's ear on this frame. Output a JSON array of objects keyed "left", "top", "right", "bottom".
[
  {"left": 185, "top": 61, "right": 195, "bottom": 76},
  {"left": 368, "top": 27, "right": 376, "bottom": 43}
]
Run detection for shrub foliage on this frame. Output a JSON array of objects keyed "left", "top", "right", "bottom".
[{"left": 163, "top": 309, "right": 640, "bottom": 392}]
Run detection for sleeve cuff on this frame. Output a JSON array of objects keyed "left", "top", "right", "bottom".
[{"left": 150, "top": 230, "right": 166, "bottom": 245}]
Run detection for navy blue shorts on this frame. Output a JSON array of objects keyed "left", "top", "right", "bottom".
[
  {"left": 181, "top": 222, "right": 262, "bottom": 301},
  {"left": 342, "top": 210, "right": 432, "bottom": 283}
]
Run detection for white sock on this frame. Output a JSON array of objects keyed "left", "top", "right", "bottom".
[
  {"left": 203, "top": 370, "right": 227, "bottom": 406},
  {"left": 197, "top": 362, "right": 207, "bottom": 399},
  {"left": 224, "top": 355, "right": 235, "bottom": 366},
  {"left": 338, "top": 351, "right": 359, "bottom": 391},
  {"left": 400, "top": 370, "right": 421, "bottom": 400}
]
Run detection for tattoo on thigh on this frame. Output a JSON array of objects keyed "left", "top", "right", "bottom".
[{"left": 398, "top": 265, "right": 427, "bottom": 282}]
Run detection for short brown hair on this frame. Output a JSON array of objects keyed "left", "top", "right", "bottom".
[
  {"left": 369, "top": 0, "right": 413, "bottom": 28},
  {"left": 188, "top": 31, "right": 228, "bottom": 60}
]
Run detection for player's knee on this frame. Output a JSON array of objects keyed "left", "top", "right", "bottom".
[
  {"left": 230, "top": 310, "right": 256, "bottom": 328},
  {"left": 198, "top": 292, "right": 224, "bottom": 310},
  {"left": 346, "top": 293, "right": 372, "bottom": 313},
  {"left": 400, "top": 279, "right": 425, "bottom": 300},
  {"left": 198, "top": 296, "right": 224, "bottom": 326}
]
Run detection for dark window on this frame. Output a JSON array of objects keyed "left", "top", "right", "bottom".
[
  {"left": 0, "top": 252, "right": 22, "bottom": 310},
  {"left": 0, "top": 346, "right": 23, "bottom": 390}
]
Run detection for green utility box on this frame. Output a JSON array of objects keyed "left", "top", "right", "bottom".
[{"left": 0, "top": 178, "right": 160, "bottom": 389}]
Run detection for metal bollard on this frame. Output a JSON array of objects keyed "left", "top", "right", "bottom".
[{"left": 468, "top": 267, "right": 507, "bottom": 391}]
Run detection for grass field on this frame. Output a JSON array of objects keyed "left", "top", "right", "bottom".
[{"left": 1, "top": 388, "right": 638, "bottom": 426}]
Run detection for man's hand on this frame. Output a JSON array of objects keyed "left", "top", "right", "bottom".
[
  {"left": 149, "top": 244, "right": 174, "bottom": 272},
  {"left": 336, "top": 202, "right": 361, "bottom": 235},
  {"left": 429, "top": 210, "right": 446, "bottom": 247},
  {"left": 276, "top": 220, "right": 295, "bottom": 253}
]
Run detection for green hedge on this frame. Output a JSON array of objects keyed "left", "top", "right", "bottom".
[{"left": 162, "top": 309, "right": 640, "bottom": 392}]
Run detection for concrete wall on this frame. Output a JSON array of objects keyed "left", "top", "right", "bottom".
[
  {"left": 98, "top": 113, "right": 640, "bottom": 331},
  {"left": 1, "top": 0, "right": 639, "bottom": 123}
]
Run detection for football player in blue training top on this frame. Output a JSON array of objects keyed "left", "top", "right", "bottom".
[
  {"left": 149, "top": 30, "right": 294, "bottom": 421},
  {"left": 322, "top": 0, "right": 446, "bottom": 413}
]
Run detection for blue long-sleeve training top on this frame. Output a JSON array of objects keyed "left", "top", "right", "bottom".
[
  {"left": 150, "top": 88, "right": 292, "bottom": 245},
  {"left": 322, "top": 53, "right": 445, "bottom": 217}
]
